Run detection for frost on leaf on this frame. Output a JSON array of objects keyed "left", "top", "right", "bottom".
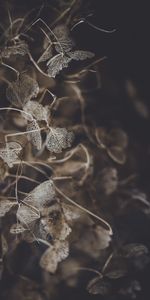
[
  {"left": 17, "top": 204, "right": 40, "bottom": 225},
  {"left": 6, "top": 74, "right": 39, "bottom": 108},
  {"left": 0, "top": 199, "right": 17, "bottom": 217},
  {"left": 46, "top": 127, "right": 74, "bottom": 153},
  {"left": 23, "top": 180, "right": 55, "bottom": 210},
  {"left": 67, "top": 50, "right": 94, "bottom": 61},
  {"left": 23, "top": 100, "right": 49, "bottom": 122},
  {"left": 0, "top": 142, "right": 22, "bottom": 167},
  {"left": 0, "top": 41, "right": 28, "bottom": 59},
  {"left": 40, "top": 240, "right": 69, "bottom": 273},
  {"left": 26, "top": 119, "right": 42, "bottom": 150},
  {"left": 10, "top": 223, "right": 27, "bottom": 234},
  {"left": 47, "top": 54, "right": 71, "bottom": 78}
]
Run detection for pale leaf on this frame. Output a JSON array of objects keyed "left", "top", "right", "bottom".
[
  {"left": 0, "top": 199, "right": 17, "bottom": 217},
  {"left": 23, "top": 100, "right": 48, "bottom": 122},
  {"left": 17, "top": 204, "right": 40, "bottom": 225},
  {"left": 0, "top": 142, "right": 22, "bottom": 167},
  {"left": 67, "top": 50, "right": 94, "bottom": 61},
  {"left": 46, "top": 127, "right": 74, "bottom": 153},
  {"left": 6, "top": 74, "right": 39, "bottom": 108},
  {"left": 40, "top": 240, "right": 69, "bottom": 273},
  {"left": 23, "top": 180, "right": 55, "bottom": 209},
  {"left": 0, "top": 41, "right": 28, "bottom": 58},
  {"left": 10, "top": 223, "right": 27, "bottom": 234},
  {"left": 54, "top": 24, "right": 74, "bottom": 53},
  {"left": 26, "top": 119, "right": 42, "bottom": 150},
  {"left": 47, "top": 54, "right": 71, "bottom": 78}
]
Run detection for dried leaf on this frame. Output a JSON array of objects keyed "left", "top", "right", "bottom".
[
  {"left": 87, "top": 277, "right": 111, "bottom": 295},
  {"left": 68, "top": 50, "right": 94, "bottom": 61},
  {"left": 62, "top": 203, "right": 82, "bottom": 222},
  {"left": 23, "top": 100, "right": 48, "bottom": 122},
  {"left": 17, "top": 204, "right": 40, "bottom": 225},
  {"left": 38, "top": 44, "right": 53, "bottom": 63},
  {"left": 0, "top": 199, "right": 17, "bottom": 217},
  {"left": 40, "top": 240, "right": 69, "bottom": 273},
  {"left": 46, "top": 127, "right": 74, "bottom": 153},
  {"left": 10, "top": 223, "right": 27, "bottom": 234},
  {"left": 40, "top": 202, "right": 71, "bottom": 241},
  {"left": 47, "top": 53, "right": 71, "bottom": 77},
  {"left": 75, "top": 225, "right": 111, "bottom": 258},
  {"left": 106, "top": 268, "right": 127, "bottom": 279},
  {"left": 1, "top": 235, "right": 8, "bottom": 256},
  {"left": 24, "top": 180, "right": 55, "bottom": 209},
  {"left": 0, "top": 142, "right": 22, "bottom": 167},
  {"left": 107, "top": 146, "right": 126, "bottom": 165},
  {"left": 122, "top": 243, "right": 149, "bottom": 258},
  {"left": 6, "top": 74, "right": 39, "bottom": 108},
  {"left": 0, "top": 41, "right": 28, "bottom": 58},
  {"left": 54, "top": 25, "right": 74, "bottom": 53},
  {"left": 26, "top": 119, "right": 42, "bottom": 150}
]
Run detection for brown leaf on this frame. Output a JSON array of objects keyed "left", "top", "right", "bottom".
[{"left": 40, "top": 240, "right": 69, "bottom": 273}]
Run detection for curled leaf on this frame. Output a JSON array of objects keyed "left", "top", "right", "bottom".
[
  {"left": 87, "top": 277, "right": 111, "bottom": 295},
  {"left": 46, "top": 127, "right": 74, "bottom": 153},
  {"left": 40, "top": 240, "right": 69, "bottom": 273}
]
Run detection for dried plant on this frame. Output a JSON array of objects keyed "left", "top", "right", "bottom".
[{"left": 0, "top": 1, "right": 149, "bottom": 300}]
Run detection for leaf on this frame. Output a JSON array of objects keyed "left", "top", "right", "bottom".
[
  {"left": 10, "top": 223, "right": 27, "bottom": 234},
  {"left": 1, "top": 235, "right": 8, "bottom": 256},
  {"left": 106, "top": 268, "right": 127, "bottom": 279},
  {"left": 47, "top": 53, "right": 71, "bottom": 77},
  {"left": 38, "top": 44, "right": 53, "bottom": 63},
  {"left": 0, "top": 41, "right": 28, "bottom": 58},
  {"left": 23, "top": 100, "right": 48, "bottom": 122},
  {"left": 17, "top": 204, "right": 40, "bottom": 225},
  {"left": 26, "top": 119, "right": 42, "bottom": 150},
  {"left": 98, "top": 167, "right": 118, "bottom": 195},
  {"left": 6, "top": 74, "right": 39, "bottom": 108},
  {"left": 0, "top": 142, "right": 22, "bottom": 167},
  {"left": 75, "top": 225, "right": 111, "bottom": 258},
  {"left": 67, "top": 50, "right": 95, "bottom": 61},
  {"left": 54, "top": 25, "right": 74, "bottom": 53},
  {"left": 40, "top": 240, "right": 69, "bottom": 273},
  {"left": 122, "top": 243, "right": 149, "bottom": 258},
  {"left": 106, "top": 146, "right": 126, "bottom": 165},
  {"left": 87, "top": 277, "right": 112, "bottom": 295},
  {"left": 0, "top": 199, "right": 17, "bottom": 217},
  {"left": 46, "top": 127, "right": 74, "bottom": 153},
  {"left": 23, "top": 180, "right": 55, "bottom": 210},
  {"left": 62, "top": 203, "right": 82, "bottom": 222}
]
